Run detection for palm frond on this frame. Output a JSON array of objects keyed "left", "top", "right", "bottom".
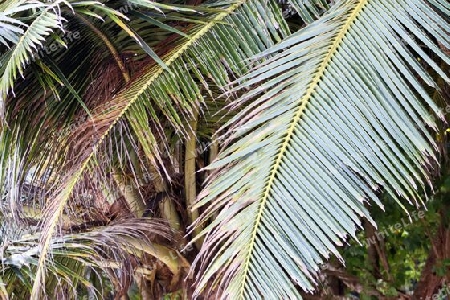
[
  {"left": 193, "top": 0, "right": 449, "bottom": 298},
  {"left": 0, "top": 0, "right": 185, "bottom": 214},
  {"left": 0, "top": 1, "right": 38, "bottom": 47},
  {"left": 0, "top": 1, "right": 64, "bottom": 110}
]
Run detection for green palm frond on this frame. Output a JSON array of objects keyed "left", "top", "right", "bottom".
[
  {"left": 0, "top": 0, "right": 196, "bottom": 205},
  {"left": 0, "top": 1, "right": 36, "bottom": 48},
  {"left": 193, "top": 0, "right": 449, "bottom": 298},
  {"left": 0, "top": 0, "right": 67, "bottom": 102},
  {"left": 0, "top": 0, "right": 128, "bottom": 122}
]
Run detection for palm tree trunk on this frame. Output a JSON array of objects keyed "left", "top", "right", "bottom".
[
  {"left": 146, "top": 163, "right": 181, "bottom": 232},
  {"left": 185, "top": 108, "right": 203, "bottom": 249},
  {"left": 112, "top": 172, "right": 146, "bottom": 217}
]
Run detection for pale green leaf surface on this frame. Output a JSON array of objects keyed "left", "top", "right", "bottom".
[{"left": 193, "top": 0, "right": 449, "bottom": 298}]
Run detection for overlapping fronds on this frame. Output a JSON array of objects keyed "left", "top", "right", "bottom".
[
  {"left": 0, "top": 0, "right": 133, "bottom": 123},
  {"left": 193, "top": 0, "right": 450, "bottom": 298},
  {"left": 31, "top": 0, "right": 305, "bottom": 296},
  {"left": 0, "top": 0, "right": 197, "bottom": 125},
  {"left": 0, "top": 0, "right": 209, "bottom": 211},
  {"left": 1, "top": 218, "right": 172, "bottom": 298},
  {"left": 0, "top": 0, "right": 356, "bottom": 297},
  {"left": 1, "top": 217, "right": 172, "bottom": 298}
]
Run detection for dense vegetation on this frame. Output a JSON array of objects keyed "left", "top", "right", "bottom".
[{"left": 0, "top": 0, "right": 449, "bottom": 298}]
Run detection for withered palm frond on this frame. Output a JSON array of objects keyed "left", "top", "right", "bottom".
[{"left": 1, "top": 217, "right": 174, "bottom": 299}]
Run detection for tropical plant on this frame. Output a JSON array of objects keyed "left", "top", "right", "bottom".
[{"left": 0, "top": 0, "right": 449, "bottom": 299}]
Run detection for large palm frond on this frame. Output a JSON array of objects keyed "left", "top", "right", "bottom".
[{"left": 193, "top": 0, "right": 450, "bottom": 298}]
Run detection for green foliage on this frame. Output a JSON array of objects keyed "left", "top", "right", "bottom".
[
  {"left": 341, "top": 174, "right": 450, "bottom": 298},
  {"left": 0, "top": 0, "right": 449, "bottom": 299}
]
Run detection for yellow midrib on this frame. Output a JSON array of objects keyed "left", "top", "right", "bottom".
[
  {"left": 30, "top": 2, "right": 245, "bottom": 298},
  {"left": 238, "top": 1, "right": 368, "bottom": 298}
]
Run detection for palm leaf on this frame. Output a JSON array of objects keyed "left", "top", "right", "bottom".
[
  {"left": 0, "top": 1, "right": 64, "bottom": 108},
  {"left": 0, "top": 0, "right": 183, "bottom": 211},
  {"left": 193, "top": 0, "right": 449, "bottom": 298},
  {"left": 0, "top": 2, "right": 32, "bottom": 47}
]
